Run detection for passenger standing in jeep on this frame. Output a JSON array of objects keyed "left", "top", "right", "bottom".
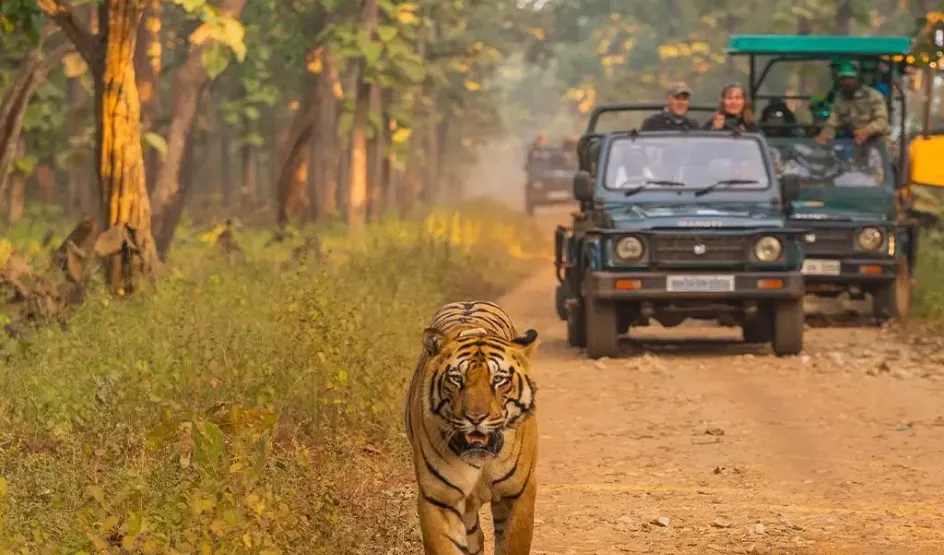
[{"left": 640, "top": 82, "right": 700, "bottom": 131}]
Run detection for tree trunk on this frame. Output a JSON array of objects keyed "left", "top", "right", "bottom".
[
  {"left": 93, "top": 0, "right": 158, "bottom": 294},
  {"left": 65, "top": 76, "right": 94, "bottom": 218},
  {"left": 150, "top": 0, "right": 246, "bottom": 259},
  {"left": 403, "top": 129, "right": 423, "bottom": 215},
  {"left": 275, "top": 96, "right": 316, "bottom": 228},
  {"left": 345, "top": 0, "right": 379, "bottom": 234},
  {"left": 796, "top": 17, "right": 813, "bottom": 96},
  {"left": 240, "top": 141, "right": 258, "bottom": 210},
  {"left": 5, "top": 139, "right": 26, "bottom": 223},
  {"left": 0, "top": 44, "right": 71, "bottom": 205},
  {"left": 135, "top": 0, "right": 161, "bottom": 193},
  {"left": 314, "top": 51, "right": 341, "bottom": 222},
  {"left": 221, "top": 124, "right": 233, "bottom": 207},
  {"left": 155, "top": 120, "right": 198, "bottom": 260},
  {"left": 346, "top": 84, "right": 369, "bottom": 232},
  {"left": 380, "top": 89, "right": 395, "bottom": 212},
  {"left": 35, "top": 163, "right": 56, "bottom": 204},
  {"left": 835, "top": 1, "right": 853, "bottom": 35},
  {"left": 274, "top": 79, "right": 319, "bottom": 226},
  {"left": 155, "top": 87, "right": 213, "bottom": 259},
  {"left": 424, "top": 87, "right": 439, "bottom": 204},
  {"left": 365, "top": 85, "right": 383, "bottom": 221},
  {"left": 305, "top": 112, "right": 319, "bottom": 222}
]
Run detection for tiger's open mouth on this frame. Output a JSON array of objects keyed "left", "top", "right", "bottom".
[{"left": 449, "top": 430, "right": 504, "bottom": 457}]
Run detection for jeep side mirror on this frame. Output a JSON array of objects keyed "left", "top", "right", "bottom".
[
  {"left": 573, "top": 170, "right": 594, "bottom": 203},
  {"left": 781, "top": 174, "right": 800, "bottom": 204}
]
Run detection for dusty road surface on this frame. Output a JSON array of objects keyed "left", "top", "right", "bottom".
[{"left": 482, "top": 209, "right": 944, "bottom": 555}]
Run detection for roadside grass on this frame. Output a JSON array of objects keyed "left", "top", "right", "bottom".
[
  {"left": 913, "top": 230, "right": 944, "bottom": 323},
  {"left": 0, "top": 199, "right": 548, "bottom": 554}
]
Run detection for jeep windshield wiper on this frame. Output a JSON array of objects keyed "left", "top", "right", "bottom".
[
  {"left": 622, "top": 179, "right": 687, "bottom": 197},
  {"left": 693, "top": 178, "right": 759, "bottom": 197}
]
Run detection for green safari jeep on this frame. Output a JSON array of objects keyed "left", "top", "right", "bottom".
[
  {"left": 726, "top": 33, "right": 918, "bottom": 322},
  {"left": 554, "top": 103, "right": 809, "bottom": 359}
]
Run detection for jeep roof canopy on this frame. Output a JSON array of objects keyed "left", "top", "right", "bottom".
[
  {"left": 726, "top": 35, "right": 912, "bottom": 57},
  {"left": 725, "top": 34, "right": 912, "bottom": 170},
  {"left": 724, "top": 34, "right": 911, "bottom": 100}
]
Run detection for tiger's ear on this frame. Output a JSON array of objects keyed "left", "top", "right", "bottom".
[
  {"left": 511, "top": 328, "right": 539, "bottom": 357},
  {"left": 423, "top": 327, "right": 446, "bottom": 356}
]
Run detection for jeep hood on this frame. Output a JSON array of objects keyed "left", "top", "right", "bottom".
[
  {"left": 789, "top": 187, "right": 894, "bottom": 222},
  {"left": 604, "top": 203, "right": 784, "bottom": 230}
]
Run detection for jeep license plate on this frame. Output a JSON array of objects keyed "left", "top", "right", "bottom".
[
  {"left": 666, "top": 275, "right": 735, "bottom": 292},
  {"left": 801, "top": 259, "right": 841, "bottom": 276}
]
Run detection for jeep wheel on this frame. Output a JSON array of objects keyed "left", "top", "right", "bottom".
[
  {"left": 771, "top": 299, "right": 803, "bottom": 357},
  {"left": 555, "top": 285, "right": 568, "bottom": 321},
  {"left": 566, "top": 298, "right": 586, "bottom": 348},
  {"left": 584, "top": 296, "right": 619, "bottom": 359},
  {"left": 742, "top": 304, "right": 773, "bottom": 344},
  {"left": 872, "top": 256, "right": 912, "bottom": 324}
]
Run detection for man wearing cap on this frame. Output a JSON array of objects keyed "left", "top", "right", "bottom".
[
  {"left": 815, "top": 61, "right": 889, "bottom": 146},
  {"left": 822, "top": 56, "right": 848, "bottom": 104},
  {"left": 641, "top": 82, "right": 699, "bottom": 131}
]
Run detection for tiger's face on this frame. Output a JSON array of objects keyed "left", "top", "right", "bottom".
[{"left": 422, "top": 327, "right": 538, "bottom": 460}]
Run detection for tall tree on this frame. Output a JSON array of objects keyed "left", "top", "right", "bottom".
[
  {"left": 345, "top": 0, "right": 380, "bottom": 234},
  {"left": 150, "top": 0, "right": 247, "bottom": 259},
  {"left": 0, "top": 31, "right": 71, "bottom": 210},
  {"left": 38, "top": 0, "right": 158, "bottom": 294}
]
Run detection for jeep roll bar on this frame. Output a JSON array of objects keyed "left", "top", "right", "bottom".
[{"left": 585, "top": 103, "right": 719, "bottom": 133}]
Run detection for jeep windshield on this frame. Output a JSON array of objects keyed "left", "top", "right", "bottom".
[
  {"left": 603, "top": 135, "right": 770, "bottom": 193},
  {"left": 528, "top": 148, "right": 577, "bottom": 174},
  {"left": 767, "top": 138, "right": 891, "bottom": 188}
]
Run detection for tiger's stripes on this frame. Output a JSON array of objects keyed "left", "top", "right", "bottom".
[{"left": 405, "top": 301, "right": 539, "bottom": 555}]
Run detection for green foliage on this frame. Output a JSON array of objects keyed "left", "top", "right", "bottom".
[
  {"left": 914, "top": 231, "right": 944, "bottom": 323},
  {"left": 0, "top": 0, "right": 44, "bottom": 43},
  {"left": 170, "top": 0, "right": 248, "bottom": 77},
  {"left": 0, "top": 202, "right": 547, "bottom": 551},
  {"left": 514, "top": 0, "right": 913, "bottom": 121}
]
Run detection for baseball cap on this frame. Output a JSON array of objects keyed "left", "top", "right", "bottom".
[
  {"left": 667, "top": 82, "right": 692, "bottom": 97},
  {"left": 830, "top": 56, "right": 849, "bottom": 67},
  {"left": 836, "top": 61, "right": 858, "bottom": 78}
]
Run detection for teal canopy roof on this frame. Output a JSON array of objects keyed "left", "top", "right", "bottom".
[{"left": 727, "top": 35, "right": 912, "bottom": 57}]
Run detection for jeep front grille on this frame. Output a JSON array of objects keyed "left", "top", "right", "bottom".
[
  {"left": 803, "top": 227, "right": 854, "bottom": 256},
  {"left": 649, "top": 234, "right": 747, "bottom": 263}
]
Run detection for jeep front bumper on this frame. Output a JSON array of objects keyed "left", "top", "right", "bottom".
[
  {"left": 583, "top": 271, "right": 804, "bottom": 301},
  {"left": 800, "top": 257, "right": 897, "bottom": 292}
]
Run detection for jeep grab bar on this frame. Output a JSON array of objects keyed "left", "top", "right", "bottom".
[{"left": 585, "top": 103, "right": 719, "bottom": 133}]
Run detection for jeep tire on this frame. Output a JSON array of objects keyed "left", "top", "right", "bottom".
[
  {"left": 872, "top": 255, "right": 911, "bottom": 324},
  {"left": 584, "top": 296, "right": 619, "bottom": 359},
  {"left": 742, "top": 304, "right": 773, "bottom": 344},
  {"left": 566, "top": 298, "right": 586, "bottom": 348},
  {"left": 555, "top": 285, "right": 568, "bottom": 321},
  {"left": 771, "top": 299, "right": 803, "bottom": 356}
]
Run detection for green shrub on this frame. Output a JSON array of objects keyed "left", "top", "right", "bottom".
[
  {"left": 913, "top": 231, "right": 944, "bottom": 323},
  {"left": 0, "top": 202, "right": 547, "bottom": 553}
]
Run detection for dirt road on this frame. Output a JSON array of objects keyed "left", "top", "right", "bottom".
[{"left": 488, "top": 210, "right": 944, "bottom": 555}]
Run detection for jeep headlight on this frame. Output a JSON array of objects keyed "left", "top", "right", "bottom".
[
  {"left": 856, "top": 227, "right": 883, "bottom": 251},
  {"left": 753, "top": 236, "right": 783, "bottom": 262},
  {"left": 615, "top": 236, "right": 644, "bottom": 260}
]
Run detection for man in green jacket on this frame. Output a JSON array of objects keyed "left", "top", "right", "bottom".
[{"left": 815, "top": 61, "right": 889, "bottom": 146}]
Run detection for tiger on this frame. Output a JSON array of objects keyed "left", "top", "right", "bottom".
[{"left": 405, "top": 300, "right": 540, "bottom": 555}]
